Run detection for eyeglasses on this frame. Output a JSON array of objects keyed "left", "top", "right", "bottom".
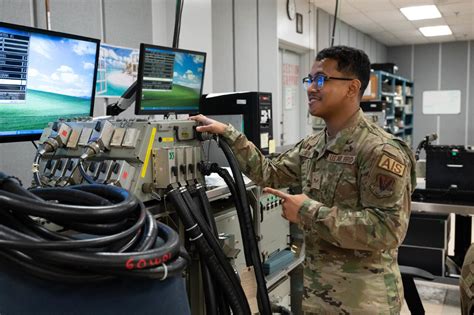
[{"left": 302, "top": 74, "right": 354, "bottom": 90}]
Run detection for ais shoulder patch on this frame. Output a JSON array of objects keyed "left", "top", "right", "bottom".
[{"left": 377, "top": 154, "right": 405, "bottom": 177}]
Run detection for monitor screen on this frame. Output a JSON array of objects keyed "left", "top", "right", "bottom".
[
  {"left": 135, "top": 44, "right": 206, "bottom": 115},
  {"left": 96, "top": 43, "right": 139, "bottom": 98},
  {"left": 0, "top": 22, "right": 99, "bottom": 143}
]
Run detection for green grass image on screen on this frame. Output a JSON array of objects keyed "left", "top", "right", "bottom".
[
  {"left": 141, "top": 84, "right": 199, "bottom": 109},
  {"left": 0, "top": 89, "right": 91, "bottom": 132}
]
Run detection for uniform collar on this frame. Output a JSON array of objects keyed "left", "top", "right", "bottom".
[{"left": 316, "top": 108, "right": 365, "bottom": 159}]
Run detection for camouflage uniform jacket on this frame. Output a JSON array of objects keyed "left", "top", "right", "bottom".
[{"left": 222, "top": 109, "right": 416, "bottom": 314}]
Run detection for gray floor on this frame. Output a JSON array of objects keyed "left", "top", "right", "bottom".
[{"left": 401, "top": 279, "right": 461, "bottom": 315}]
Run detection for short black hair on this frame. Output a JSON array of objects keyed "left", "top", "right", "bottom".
[{"left": 316, "top": 46, "right": 371, "bottom": 98}]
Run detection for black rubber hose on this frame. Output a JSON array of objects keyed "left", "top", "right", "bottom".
[
  {"left": 201, "top": 263, "right": 218, "bottom": 315},
  {"left": 194, "top": 183, "right": 231, "bottom": 315},
  {"left": 213, "top": 166, "right": 251, "bottom": 266},
  {"left": 180, "top": 188, "right": 249, "bottom": 307},
  {"left": 0, "top": 180, "right": 185, "bottom": 281},
  {"left": 167, "top": 188, "right": 250, "bottom": 315},
  {"left": 0, "top": 186, "right": 138, "bottom": 222},
  {"left": 195, "top": 184, "right": 219, "bottom": 237},
  {"left": 0, "top": 175, "right": 71, "bottom": 241},
  {"left": 31, "top": 187, "right": 112, "bottom": 206},
  {"left": 189, "top": 192, "right": 218, "bottom": 315},
  {"left": 218, "top": 138, "right": 272, "bottom": 315}
]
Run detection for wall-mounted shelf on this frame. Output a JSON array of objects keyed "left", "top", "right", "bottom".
[{"left": 362, "top": 70, "right": 414, "bottom": 147}]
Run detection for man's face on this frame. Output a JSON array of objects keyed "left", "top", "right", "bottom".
[{"left": 306, "top": 58, "right": 355, "bottom": 119}]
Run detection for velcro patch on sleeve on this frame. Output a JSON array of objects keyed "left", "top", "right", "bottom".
[{"left": 377, "top": 154, "right": 406, "bottom": 177}]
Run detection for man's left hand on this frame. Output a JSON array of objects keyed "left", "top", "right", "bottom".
[{"left": 263, "top": 187, "right": 310, "bottom": 224}]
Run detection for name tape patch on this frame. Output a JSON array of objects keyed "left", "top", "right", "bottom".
[{"left": 327, "top": 153, "right": 356, "bottom": 165}]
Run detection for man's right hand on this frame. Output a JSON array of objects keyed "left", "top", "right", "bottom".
[{"left": 189, "top": 114, "right": 228, "bottom": 135}]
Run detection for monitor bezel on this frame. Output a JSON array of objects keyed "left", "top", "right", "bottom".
[
  {"left": 0, "top": 21, "right": 100, "bottom": 143},
  {"left": 135, "top": 43, "right": 206, "bottom": 116}
]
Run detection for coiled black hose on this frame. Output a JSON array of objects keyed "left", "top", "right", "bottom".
[
  {"left": 217, "top": 138, "right": 272, "bottom": 315},
  {"left": 0, "top": 172, "right": 186, "bottom": 282}
]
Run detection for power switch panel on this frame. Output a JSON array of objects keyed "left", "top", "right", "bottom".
[
  {"left": 175, "top": 147, "right": 186, "bottom": 183},
  {"left": 152, "top": 148, "right": 177, "bottom": 188},
  {"left": 184, "top": 146, "right": 194, "bottom": 180},
  {"left": 108, "top": 161, "right": 136, "bottom": 190},
  {"left": 78, "top": 127, "right": 93, "bottom": 146},
  {"left": 110, "top": 128, "right": 126, "bottom": 147},
  {"left": 122, "top": 128, "right": 140, "bottom": 148}
]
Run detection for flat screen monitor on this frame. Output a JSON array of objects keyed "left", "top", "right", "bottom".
[
  {"left": 96, "top": 43, "right": 139, "bottom": 98},
  {"left": 135, "top": 44, "right": 206, "bottom": 115},
  {"left": 0, "top": 22, "right": 99, "bottom": 143}
]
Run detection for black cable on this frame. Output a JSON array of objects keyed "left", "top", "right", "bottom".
[
  {"left": 189, "top": 191, "right": 219, "bottom": 315},
  {"left": 217, "top": 138, "right": 272, "bottom": 315},
  {"left": 330, "top": 0, "right": 339, "bottom": 47},
  {"left": 78, "top": 160, "right": 96, "bottom": 184},
  {"left": 179, "top": 188, "right": 250, "bottom": 313},
  {"left": 167, "top": 187, "right": 250, "bottom": 315},
  {"left": 172, "top": 0, "right": 184, "bottom": 48},
  {"left": 0, "top": 173, "right": 186, "bottom": 282},
  {"left": 31, "top": 140, "right": 38, "bottom": 150},
  {"left": 193, "top": 184, "right": 230, "bottom": 315}
]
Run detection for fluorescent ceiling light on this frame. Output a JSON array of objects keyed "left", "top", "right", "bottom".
[
  {"left": 400, "top": 5, "right": 442, "bottom": 21},
  {"left": 419, "top": 25, "right": 452, "bottom": 37}
]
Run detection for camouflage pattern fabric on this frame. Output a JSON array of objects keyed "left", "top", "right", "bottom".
[
  {"left": 222, "top": 109, "right": 416, "bottom": 314},
  {"left": 460, "top": 243, "right": 474, "bottom": 315}
]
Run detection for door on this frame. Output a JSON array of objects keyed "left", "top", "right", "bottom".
[{"left": 279, "top": 48, "right": 302, "bottom": 146}]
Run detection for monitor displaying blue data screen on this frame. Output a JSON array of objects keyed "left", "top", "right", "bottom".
[
  {"left": 96, "top": 43, "right": 139, "bottom": 98},
  {"left": 0, "top": 22, "right": 99, "bottom": 143},
  {"left": 135, "top": 44, "right": 206, "bottom": 115}
]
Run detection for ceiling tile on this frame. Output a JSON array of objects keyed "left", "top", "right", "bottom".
[
  {"left": 381, "top": 21, "right": 417, "bottom": 30},
  {"left": 444, "top": 14, "right": 474, "bottom": 24},
  {"left": 437, "top": 2, "right": 474, "bottom": 15},
  {"left": 339, "top": 13, "right": 375, "bottom": 26},
  {"left": 312, "top": 0, "right": 474, "bottom": 46},
  {"left": 339, "top": 2, "right": 359, "bottom": 15},
  {"left": 390, "top": 0, "right": 436, "bottom": 8},
  {"left": 367, "top": 10, "right": 408, "bottom": 22},
  {"left": 427, "top": 34, "right": 456, "bottom": 42},
  {"left": 450, "top": 23, "right": 474, "bottom": 32},
  {"left": 410, "top": 17, "right": 448, "bottom": 27},
  {"left": 391, "top": 29, "right": 424, "bottom": 37},
  {"left": 348, "top": 1, "right": 398, "bottom": 12}
]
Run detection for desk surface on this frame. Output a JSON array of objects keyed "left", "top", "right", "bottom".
[
  {"left": 411, "top": 201, "right": 474, "bottom": 216},
  {"left": 413, "top": 177, "right": 474, "bottom": 216}
]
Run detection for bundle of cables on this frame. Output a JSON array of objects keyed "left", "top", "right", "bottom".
[{"left": 0, "top": 172, "right": 187, "bottom": 283}]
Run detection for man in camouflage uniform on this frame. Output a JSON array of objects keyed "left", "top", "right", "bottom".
[{"left": 193, "top": 46, "right": 416, "bottom": 314}]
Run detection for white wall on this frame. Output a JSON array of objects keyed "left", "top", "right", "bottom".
[
  {"left": 277, "top": 0, "right": 316, "bottom": 51},
  {"left": 151, "top": 0, "right": 213, "bottom": 94},
  {"left": 175, "top": 0, "right": 213, "bottom": 94}
]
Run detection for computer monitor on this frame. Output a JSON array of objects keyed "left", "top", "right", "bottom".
[
  {"left": 0, "top": 22, "right": 99, "bottom": 143},
  {"left": 135, "top": 44, "right": 206, "bottom": 115},
  {"left": 96, "top": 43, "right": 139, "bottom": 98}
]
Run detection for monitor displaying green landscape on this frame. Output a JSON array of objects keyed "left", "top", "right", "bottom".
[
  {"left": 135, "top": 44, "right": 206, "bottom": 115},
  {"left": 0, "top": 22, "right": 99, "bottom": 142}
]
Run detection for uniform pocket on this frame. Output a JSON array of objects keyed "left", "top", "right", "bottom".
[
  {"left": 319, "top": 168, "right": 343, "bottom": 206},
  {"left": 299, "top": 149, "right": 314, "bottom": 193}
]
